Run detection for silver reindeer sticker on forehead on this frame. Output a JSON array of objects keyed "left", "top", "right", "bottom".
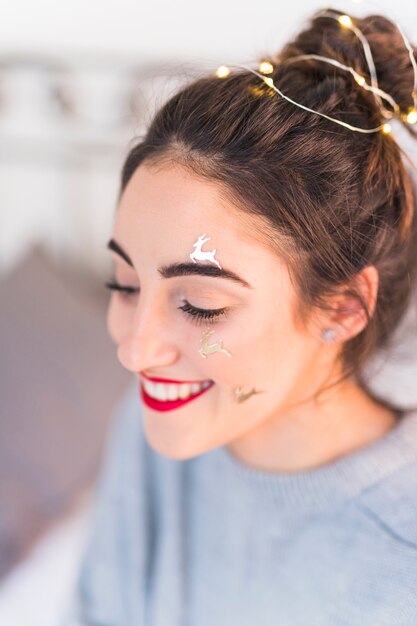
[{"left": 190, "top": 233, "right": 222, "bottom": 269}]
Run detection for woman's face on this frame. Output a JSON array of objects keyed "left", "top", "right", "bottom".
[{"left": 107, "top": 160, "right": 332, "bottom": 459}]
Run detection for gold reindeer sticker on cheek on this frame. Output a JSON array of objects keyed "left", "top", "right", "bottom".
[
  {"left": 198, "top": 329, "right": 232, "bottom": 359},
  {"left": 234, "top": 386, "right": 265, "bottom": 403},
  {"left": 190, "top": 233, "right": 222, "bottom": 269}
]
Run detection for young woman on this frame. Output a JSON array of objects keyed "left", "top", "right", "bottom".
[{"left": 66, "top": 7, "right": 417, "bottom": 625}]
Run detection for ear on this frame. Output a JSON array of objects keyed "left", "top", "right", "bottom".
[{"left": 318, "top": 265, "right": 379, "bottom": 343}]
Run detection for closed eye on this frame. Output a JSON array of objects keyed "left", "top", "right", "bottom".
[
  {"left": 104, "top": 279, "right": 228, "bottom": 325},
  {"left": 105, "top": 279, "right": 139, "bottom": 296},
  {"left": 178, "top": 300, "right": 228, "bottom": 326}
]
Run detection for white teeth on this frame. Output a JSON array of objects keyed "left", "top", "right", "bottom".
[
  {"left": 143, "top": 379, "right": 212, "bottom": 402},
  {"left": 167, "top": 385, "right": 178, "bottom": 401},
  {"left": 154, "top": 383, "right": 167, "bottom": 401},
  {"left": 179, "top": 383, "right": 191, "bottom": 399}
]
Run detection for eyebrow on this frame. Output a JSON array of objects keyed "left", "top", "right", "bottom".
[{"left": 106, "top": 238, "right": 253, "bottom": 289}]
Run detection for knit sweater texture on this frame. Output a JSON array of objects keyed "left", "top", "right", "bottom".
[{"left": 66, "top": 382, "right": 417, "bottom": 626}]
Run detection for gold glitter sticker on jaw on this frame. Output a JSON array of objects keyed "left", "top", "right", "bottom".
[
  {"left": 234, "top": 386, "right": 265, "bottom": 403},
  {"left": 190, "top": 233, "right": 222, "bottom": 269},
  {"left": 198, "top": 329, "right": 232, "bottom": 358}
]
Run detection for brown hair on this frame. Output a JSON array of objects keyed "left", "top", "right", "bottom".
[{"left": 118, "top": 7, "right": 417, "bottom": 411}]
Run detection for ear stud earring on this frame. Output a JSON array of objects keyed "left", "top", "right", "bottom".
[
  {"left": 322, "top": 328, "right": 336, "bottom": 342},
  {"left": 198, "top": 329, "right": 232, "bottom": 358}
]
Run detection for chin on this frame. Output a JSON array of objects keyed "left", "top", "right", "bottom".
[{"left": 143, "top": 420, "right": 207, "bottom": 461}]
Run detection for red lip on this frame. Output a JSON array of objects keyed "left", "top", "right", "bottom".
[
  {"left": 140, "top": 380, "right": 214, "bottom": 412},
  {"left": 140, "top": 371, "right": 212, "bottom": 384}
]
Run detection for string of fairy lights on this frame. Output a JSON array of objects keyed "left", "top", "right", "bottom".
[{"left": 214, "top": 9, "right": 417, "bottom": 135}]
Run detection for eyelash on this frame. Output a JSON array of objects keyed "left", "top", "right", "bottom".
[
  {"left": 104, "top": 279, "right": 228, "bottom": 325},
  {"left": 177, "top": 300, "right": 228, "bottom": 326},
  {"left": 105, "top": 280, "right": 139, "bottom": 296}
]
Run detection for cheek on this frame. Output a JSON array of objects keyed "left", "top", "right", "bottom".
[
  {"left": 106, "top": 297, "right": 135, "bottom": 344},
  {"left": 185, "top": 322, "right": 260, "bottom": 384},
  {"left": 198, "top": 314, "right": 305, "bottom": 389}
]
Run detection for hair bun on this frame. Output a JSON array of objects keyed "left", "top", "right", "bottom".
[{"left": 274, "top": 7, "right": 417, "bottom": 135}]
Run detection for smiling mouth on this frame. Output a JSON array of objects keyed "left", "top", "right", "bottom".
[{"left": 140, "top": 379, "right": 214, "bottom": 412}]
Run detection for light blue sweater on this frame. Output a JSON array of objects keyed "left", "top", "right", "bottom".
[{"left": 66, "top": 382, "right": 417, "bottom": 626}]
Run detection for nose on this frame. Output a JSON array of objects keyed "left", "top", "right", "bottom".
[{"left": 117, "top": 302, "right": 180, "bottom": 374}]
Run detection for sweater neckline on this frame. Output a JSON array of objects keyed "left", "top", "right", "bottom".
[{"left": 211, "top": 408, "right": 417, "bottom": 511}]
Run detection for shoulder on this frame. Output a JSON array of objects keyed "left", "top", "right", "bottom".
[
  {"left": 107, "top": 379, "right": 144, "bottom": 453},
  {"left": 66, "top": 382, "right": 155, "bottom": 625},
  {"left": 90, "top": 381, "right": 147, "bottom": 497},
  {"left": 355, "top": 413, "right": 417, "bottom": 550}
]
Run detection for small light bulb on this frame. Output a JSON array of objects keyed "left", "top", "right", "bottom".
[
  {"left": 382, "top": 123, "right": 392, "bottom": 134},
  {"left": 406, "top": 109, "right": 417, "bottom": 125},
  {"left": 215, "top": 65, "right": 230, "bottom": 78},
  {"left": 248, "top": 85, "right": 266, "bottom": 98},
  {"left": 258, "top": 61, "right": 274, "bottom": 74},
  {"left": 354, "top": 74, "right": 366, "bottom": 86},
  {"left": 263, "top": 77, "right": 274, "bottom": 87},
  {"left": 338, "top": 15, "right": 352, "bottom": 28}
]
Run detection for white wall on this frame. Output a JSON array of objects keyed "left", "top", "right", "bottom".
[
  {"left": 0, "top": 0, "right": 416, "bottom": 276},
  {"left": 1, "top": 0, "right": 416, "bottom": 61}
]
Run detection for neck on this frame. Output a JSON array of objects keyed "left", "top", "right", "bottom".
[{"left": 226, "top": 376, "right": 399, "bottom": 473}]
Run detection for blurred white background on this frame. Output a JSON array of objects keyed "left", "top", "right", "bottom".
[
  {"left": 0, "top": 0, "right": 416, "bottom": 276},
  {"left": 0, "top": 1, "right": 416, "bottom": 625}
]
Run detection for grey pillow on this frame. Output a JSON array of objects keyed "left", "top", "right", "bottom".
[{"left": 0, "top": 245, "right": 132, "bottom": 580}]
